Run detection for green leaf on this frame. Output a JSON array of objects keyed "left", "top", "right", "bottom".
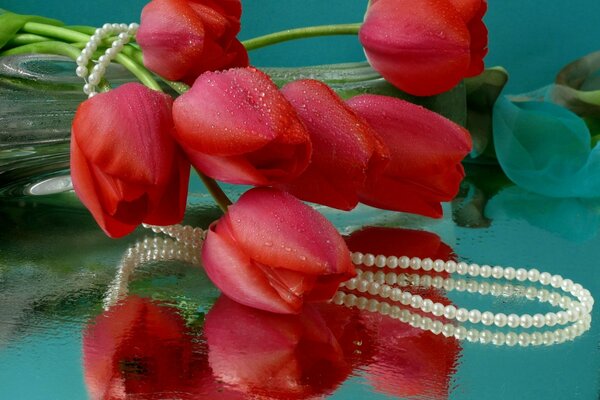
[
  {"left": 0, "top": 9, "right": 63, "bottom": 50},
  {"left": 464, "top": 67, "right": 509, "bottom": 159}
]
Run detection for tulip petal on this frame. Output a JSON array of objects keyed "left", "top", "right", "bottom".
[
  {"left": 72, "top": 83, "right": 176, "bottom": 185},
  {"left": 279, "top": 79, "right": 389, "bottom": 210},
  {"left": 226, "top": 188, "right": 353, "bottom": 277},
  {"left": 173, "top": 68, "right": 311, "bottom": 185},
  {"left": 348, "top": 94, "right": 471, "bottom": 216},
  {"left": 137, "top": 0, "right": 206, "bottom": 81},
  {"left": 70, "top": 137, "right": 138, "bottom": 238},
  {"left": 202, "top": 220, "right": 302, "bottom": 314},
  {"left": 359, "top": 0, "right": 471, "bottom": 96}
]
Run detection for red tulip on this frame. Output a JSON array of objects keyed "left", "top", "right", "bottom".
[
  {"left": 205, "top": 296, "right": 356, "bottom": 399},
  {"left": 201, "top": 187, "right": 355, "bottom": 314},
  {"left": 82, "top": 296, "right": 207, "bottom": 399},
  {"left": 359, "top": 0, "right": 488, "bottom": 96},
  {"left": 136, "top": 0, "right": 248, "bottom": 85},
  {"left": 278, "top": 79, "right": 389, "bottom": 210},
  {"left": 347, "top": 94, "right": 472, "bottom": 218},
  {"left": 71, "top": 82, "right": 190, "bottom": 238},
  {"left": 173, "top": 67, "right": 312, "bottom": 186}
]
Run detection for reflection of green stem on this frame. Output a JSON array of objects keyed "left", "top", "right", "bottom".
[
  {"left": 1, "top": 40, "right": 81, "bottom": 60},
  {"left": 6, "top": 33, "right": 50, "bottom": 46},
  {"left": 242, "top": 23, "right": 361, "bottom": 51}
]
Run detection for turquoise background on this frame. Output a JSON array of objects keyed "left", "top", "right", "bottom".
[{"left": 2, "top": 0, "right": 599, "bottom": 92}]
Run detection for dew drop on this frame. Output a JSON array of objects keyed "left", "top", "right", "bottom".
[{"left": 264, "top": 241, "right": 273, "bottom": 247}]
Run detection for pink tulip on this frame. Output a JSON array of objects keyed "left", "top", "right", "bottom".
[
  {"left": 347, "top": 94, "right": 472, "bottom": 217},
  {"left": 71, "top": 82, "right": 190, "bottom": 238},
  {"left": 201, "top": 187, "right": 355, "bottom": 314},
  {"left": 136, "top": 0, "right": 248, "bottom": 85},
  {"left": 173, "top": 67, "right": 312, "bottom": 186},
  {"left": 278, "top": 79, "right": 389, "bottom": 210},
  {"left": 359, "top": 0, "right": 488, "bottom": 96}
]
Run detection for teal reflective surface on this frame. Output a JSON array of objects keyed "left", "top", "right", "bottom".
[{"left": 0, "top": 168, "right": 598, "bottom": 400}]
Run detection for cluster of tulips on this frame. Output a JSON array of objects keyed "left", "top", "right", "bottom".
[{"left": 68, "top": 0, "right": 487, "bottom": 313}]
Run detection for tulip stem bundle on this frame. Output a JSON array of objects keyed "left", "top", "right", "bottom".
[{"left": 242, "top": 23, "right": 361, "bottom": 51}]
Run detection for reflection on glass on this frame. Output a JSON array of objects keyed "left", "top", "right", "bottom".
[{"left": 486, "top": 186, "right": 600, "bottom": 242}]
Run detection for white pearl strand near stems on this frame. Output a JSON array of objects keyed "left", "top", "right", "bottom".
[
  {"left": 75, "top": 22, "right": 139, "bottom": 97},
  {"left": 143, "top": 224, "right": 595, "bottom": 347}
]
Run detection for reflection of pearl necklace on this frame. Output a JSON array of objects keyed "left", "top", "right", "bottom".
[
  {"left": 111, "top": 224, "right": 593, "bottom": 346},
  {"left": 334, "top": 253, "right": 593, "bottom": 346}
]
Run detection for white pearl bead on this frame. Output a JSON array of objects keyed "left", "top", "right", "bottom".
[
  {"left": 410, "top": 295, "right": 423, "bottom": 309},
  {"left": 455, "top": 326, "right": 467, "bottom": 340},
  {"left": 557, "top": 311, "right": 569, "bottom": 325},
  {"left": 385, "top": 256, "right": 398, "bottom": 268},
  {"left": 442, "top": 324, "right": 455, "bottom": 338},
  {"left": 356, "top": 297, "right": 368, "bottom": 310},
  {"left": 431, "top": 320, "right": 443, "bottom": 335},
  {"left": 545, "top": 312, "right": 557, "bottom": 327},
  {"left": 503, "top": 267, "right": 516, "bottom": 280},
  {"left": 433, "top": 259, "right": 445, "bottom": 272},
  {"left": 531, "top": 332, "right": 543, "bottom": 346},
  {"left": 76, "top": 65, "right": 88, "bottom": 77},
  {"left": 456, "top": 308, "right": 469, "bottom": 323},
  {"left": 492, "top": 266, "right": 504, "bottom": 279},
  {"left": 532, "top": 314, "right": 545, "bottom": 328},
  {"left": 367, "top": 282, "right": 380, "bottom": 295},
  {"left": 468, "top": 309, "right": 482, "bottom": 324},
  {"left": 367, "top": 299, "right": 379, "bottom": 312},
  {"left": 520, "top": 314, "right": 533, "bottom": 328},
  {"left": 343, "top": 294, "right": 357, "bottom": 307},
  {"left": 515, "top": 268, "right": 528, "bottom": 281},
  {"left": 494, "top": 313, "right": 508, "bottom": 328},
  {"left": 378, "top": 302, "right": 390, "bottom": 315},
  {"left": 480, "top": 265, "right": 492, "bottom": 278},
  {"left": 505, "top": 332, "right": 518, "bottom": 346},
  {"left": 351, "top": 252, "right": 363, "bottom": 265},
  {"left": 518, "top": 333, "right": 531, "bottom": 347},
  {"left": 332, "top": 292, "right": 344, "bottom": 305},
  {"left": 410, "top": 257, "right": 421, "bottom": 270},
  {"left": 527, "top": 268, "right": 540, "bottom": 282},
  {"left": 432, "top": 302, "right": 445, "bottom": 317},
  {"left": 466, "top": 329, "right": 480, "bottom": 343},
  {"left": 363, "top": 254, "right": 375, "bottom": 267},
  {"left": 444, "top": 305, "right": 457, "bottom": 320},
  {"left": 456, "top": 262, "right": 469, "bottom": 275},
  {"left": 422, "top": 299, "right": 433, "bottom": 313},
  {"left": 385, "top": 272, "right": 397, "bottom": 285},
  {"left": 539, "top": 272, "right": 551, "bottom": 285},
  {"left": 373, "top": 271, "right": 385, "bottom": 284},
  {"left": 399, "top": 256, "right": 410, "bottom": 268},
  {"left": 400, "top": 292, "right": 412, "bottom": 305},
  {"left": 444, "top": 260, "right": 457, "bottom": 273},
  {"left": 420, "top": 317, "right": 433, "bottom": 330},
  {"left": 390, "top": 288, "right": 401, "bottom": 301},
  {"left": 83, "top": 83, "right": 93, "bottom": 95},
  {"left": 421, "top": 258, "right": 433, "bottom": 271},
  {"left": 468, "top": 263, "right": 480, "bottom": 277},
  {"left": 492, "top": 332, "right": 506, "bottom": 346},
  {"left": 550, "top": 274, "right": 563, "bottom": 288},
  {"left": 481, "top": 311, "right": 494, "bottom": 326}
]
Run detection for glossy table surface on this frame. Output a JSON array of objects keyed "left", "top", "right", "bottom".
[{"left": 0, "top": 168, "right": 598, "bottom": 400}]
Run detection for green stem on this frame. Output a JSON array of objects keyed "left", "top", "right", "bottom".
[
  {"left": 242, "top": 23, "right": 361, "bottom": 51},
  {"left": 21, "top": 21, "right": 90, "bottom": 43},
  {"left": 5, "top": 33, "right": 51, "bottom": 47},
  {"left": 113, "top": 52, "right": 162, "bottom": 92},
  {"left": 196, "top": 169, "right": 232, "bottom": 212}
]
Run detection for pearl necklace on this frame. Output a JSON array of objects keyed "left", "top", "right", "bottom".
[
  {"left": 75, "top": 22, "right": 139, "bottom": 97},
  {"left": 135, "top": 223, "right": 594, "bottom": 346},
  {"left": 333, "top": 252, "right": 593, "bottom": 346}
]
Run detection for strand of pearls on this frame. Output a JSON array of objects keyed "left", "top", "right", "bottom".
[
  {"left": 142, "top": 223, "right": 206, "bottom": 247},
  {"left": 75, "top": 22, "right": 139, "bottom": 97},
  {"left": 103, "top": 235, "right": 201, "bottom": 310},
  {"left": 333, "top": 253, "right": 594, "bottom": 346}
]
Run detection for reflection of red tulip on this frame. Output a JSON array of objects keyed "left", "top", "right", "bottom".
[
  {"left": 205, "top": 295, "right": 358, "bottom": 399},
  {"left": 345, "top": 226, "right": 461, "bottom": 399},
  {"left": 359, "top": 0, "right": 488, "bottom": 96},
  {"left": 137, "top": 0, "right": 248, "bottom": 84},
  {"left": 278, "top": 79, "right": 389, "bottom": 210},
  {"left": 71, "top": 82, "right": 190, "bottom": 238},
  {"left": 201, "top": 187, "right": 355, "bottom": 314},
  {"left": 173, "top": 67, "right": 312, "bottom": 186},
  {"left": 348, "top": 95, "right": 472, "bottom": 218},
  {"left": 82, "top": 296, "right": 206, "bottom": 399}
]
